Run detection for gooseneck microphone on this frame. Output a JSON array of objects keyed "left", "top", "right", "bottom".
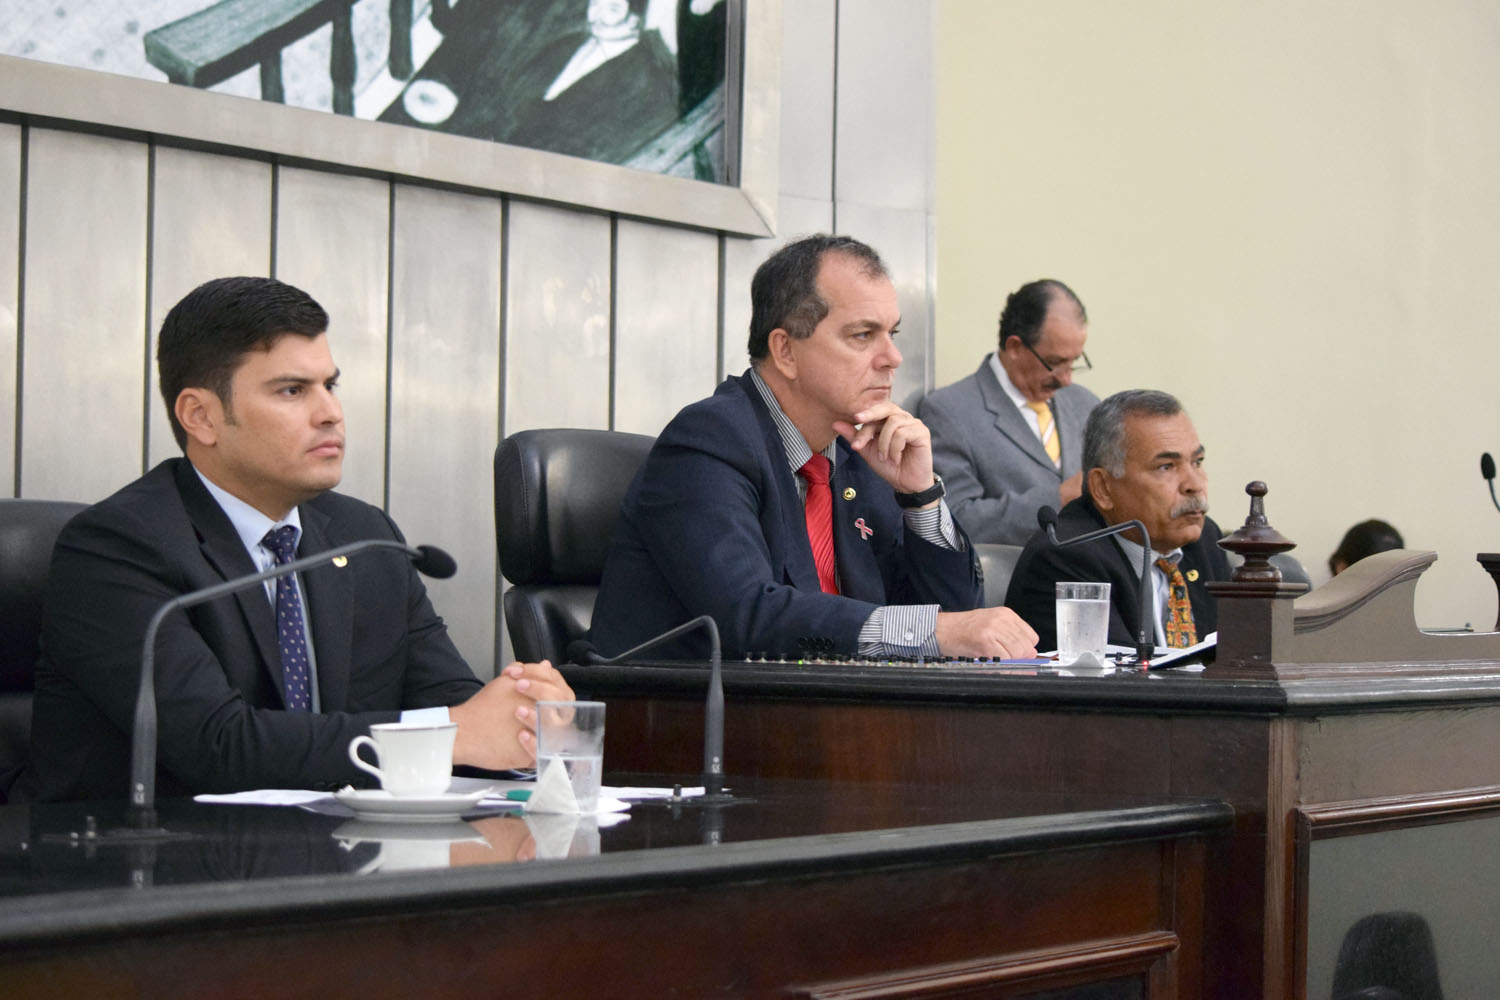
[
  {"left": 124, "top": 538, "right": 457, "bottom": 836},
  {"left": 1037, "top": 506, "right": 1155, "bottom": 666},
  {"left": 571, "top": 615, "right": 727, "bottom": 802},
  {"left": 1482, "top": 453, "right": 1500, "bottom": 514}
]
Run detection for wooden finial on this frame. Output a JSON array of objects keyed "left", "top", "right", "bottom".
[{"left": 1216, "top": 481, "right": 1298, "bottom": 584}]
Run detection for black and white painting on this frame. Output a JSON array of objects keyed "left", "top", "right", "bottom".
[{"left": 1, "top": 0, "right": 733, "bottom": 182}]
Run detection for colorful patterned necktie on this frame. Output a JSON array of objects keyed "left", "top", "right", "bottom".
[
  {"left": 1025, "top": 400, "right": 1061, "bottom": 466},
  {"left": 261, "top": 526, "right": 312, "bottom": 711},
  {"left": 798, "top": 454, "right": 839, "bottom": 595},
  {"left": 1155, "top": 557, "right": 1198, "bottom": 648}
]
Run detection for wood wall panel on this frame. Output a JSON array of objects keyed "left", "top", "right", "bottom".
[
  {"left": 387, "top": 183, "right": 501, "bottom": 674},
  {"left": 612, "top": 220, "right": 719, "bottom": 435},
  {"left": 146, "top": 146, "right": 273, "bottom": 466},
  {"left": 275, "top": 166, "right": 392, "bottom": 508},
  {"left": 501, "top": 201, "right": 612, "bottom": 435},
  {"left": 21, "top": 128, "right": 148, "bottom": 501},
  {"left": 0, "top": 123, "right": 18, "bottom": 496}
]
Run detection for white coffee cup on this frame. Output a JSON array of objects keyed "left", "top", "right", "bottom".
[{"left": 348, "top": 721, "right": 457, "bottom": 797}]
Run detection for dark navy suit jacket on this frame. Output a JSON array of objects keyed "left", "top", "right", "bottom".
[
  {"left": 1004, "top": 493, "right": 1230, "bottom": 650},
  {"left": 19, "top": 459, "right": 481, "bottom": 802},
  {"left": 589, "top": 373, "right": 983, "bottom": 660}
]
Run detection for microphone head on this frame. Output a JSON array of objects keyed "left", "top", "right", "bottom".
[
  {"left": 411, "top": 544, "right": 457, "bottom": 579},
  {"left": 1483, "top": 452, "right": 1496, "bottom": 482},
  {"left": 1037, "top": 506, "right": 1059, "bottom": 531}
]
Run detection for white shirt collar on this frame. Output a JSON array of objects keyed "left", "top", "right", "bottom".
[
  {"left": 1113, "top": 531, "right": 1182, "bottom": 648},
  {"left": 748, "top": 366, "right": 837, "bottom": 475},
  {"left": 193, "top": 465, "right": 302, "bottom": 561},
  {"left": 1113, "top": 532, "right": 1183, "bottom": 574},
  {"left": 987, "top": 352, "right": 1032, "bottom": 412}
]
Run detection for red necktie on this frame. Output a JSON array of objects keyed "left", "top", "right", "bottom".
[{"left": 798, "top": 454, "right": 839, "bottom": 595}]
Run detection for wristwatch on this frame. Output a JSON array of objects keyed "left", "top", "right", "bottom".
[{"left": 894, "top": 475, "right": 945, "bottom": 509}]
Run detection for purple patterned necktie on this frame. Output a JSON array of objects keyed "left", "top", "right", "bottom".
[{"left": 261, "top": 526, "right": 312, "bottom": 711}]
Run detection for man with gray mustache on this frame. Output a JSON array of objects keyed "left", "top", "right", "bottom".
[{"left": 1004, "top": 389, "right": 1230, "bottom": 651}]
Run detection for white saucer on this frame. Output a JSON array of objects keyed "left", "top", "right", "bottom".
[{"left": 334, "top": 785, "right": 493, "bottom": 823}]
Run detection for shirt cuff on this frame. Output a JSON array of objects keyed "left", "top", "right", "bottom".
[
  {"left": 858, "top": 605, "right": 942, "bottom": 658},
  {"left": 400, "top": 706, "right": 452, "bottom": 725},
  {"left": 904, "top": 499, "right": 961, "bottom": 551}
]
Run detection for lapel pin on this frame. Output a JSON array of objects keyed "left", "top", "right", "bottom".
[
  {"left": 1185, "top": 568, "right": 1199, "bottom": 582},
  {"left": 854, "top": 517, "right": 874, "bottom": 540},
  {"left": 331, "top": 556, "right": 349, "bottom": 568},
  {"left": 842, "top": 487, "right": 856, "bottom": 500}
]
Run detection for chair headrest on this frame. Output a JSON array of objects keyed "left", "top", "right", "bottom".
[
  {"left": 0, "top": 499, "right": 87, "bottom": 692},
  {"left": 494, "top": 429, "right": 654, "bottom": 586}
]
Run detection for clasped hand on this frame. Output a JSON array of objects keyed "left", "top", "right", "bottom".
[{"left": 449, "top": 660, "right": 575, "bottom": 771}]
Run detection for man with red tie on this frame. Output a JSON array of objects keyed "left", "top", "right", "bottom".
[{"left": 589, "top": 234, "right": 1037, "bottom": 661}]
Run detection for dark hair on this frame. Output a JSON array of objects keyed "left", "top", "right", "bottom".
[
  {"left": 998, "top": 279, "right": 1086, "bottom": 350},
  {"left": 1329, "top": 519, "right": 1404, "bottom": 575},
  {"left": 1082, "top": 389, "right": 1184, "bottom": 481},
  {"left": 747, "top": 234, "right": 888, "bottom": 361},
  {"left": 157, "top": 276, "right": 329, "bottom": 450}
]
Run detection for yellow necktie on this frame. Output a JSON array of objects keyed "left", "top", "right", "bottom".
[
  {"left": 1155, "top": 557, "right": 1198, "bottom": 648},
  {"left": 1025, "top": 401, "right": 1060, "bottom": 466}
]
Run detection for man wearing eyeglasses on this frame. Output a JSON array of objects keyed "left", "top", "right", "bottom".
[{"left": 918, "top": 280, "right": 1099, "bottom": 545}]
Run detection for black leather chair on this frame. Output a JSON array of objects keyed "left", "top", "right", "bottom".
[
  {"left": 494, "top": 429, "right": 654, "bottom": 665},
  {"left": 1331, "top": 911, "right": 1444, "bottom": 1000},
  {"left": 974, "top": 543, "right": 1023, "bottom": 608},
  {"left": 0, "top": 498, "right": 87, "bottom": 799}
]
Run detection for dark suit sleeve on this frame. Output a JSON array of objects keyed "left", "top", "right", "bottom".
[
  {"left": 32, "top": 499, "right": 478, "bottom": 799},
  {"left": 921, "top": 390, "right": 1066, "bottom": 545},
  {"left": 359, "top": 507, "right": 483, "bottom": 713},
  {"left": 876, "top": 503, "right": 983, "bottom": 613},
  {"left": 1004, "top": 537, "right": 1135, "bottom": 651}
]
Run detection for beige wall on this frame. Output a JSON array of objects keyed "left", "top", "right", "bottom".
[{"left": 936, "top": 0, "right": 1500, "bottom": 628}]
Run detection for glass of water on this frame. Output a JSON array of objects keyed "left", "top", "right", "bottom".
[
  {"left": 1055, "top": 582, "right": 1110, "bottom": 665},
  {"left": 535, "top": 701, "right": 605, "bottom": 813}
]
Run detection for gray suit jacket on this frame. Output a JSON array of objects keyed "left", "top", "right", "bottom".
[{"left": 918, "top": 356, "right": 1100, "bottom": 545}]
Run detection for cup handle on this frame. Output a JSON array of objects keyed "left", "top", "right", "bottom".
[{"left": 348, "top": 735, "right": 384, "bottom": 783}]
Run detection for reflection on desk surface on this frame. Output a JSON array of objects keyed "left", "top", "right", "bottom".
[{"left": 0, "top": 775, "right": 1228, "bottom": 900}]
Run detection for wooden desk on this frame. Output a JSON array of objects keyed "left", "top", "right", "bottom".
[
  {"left": 0, "top": 777, "right": 1229, "bottom": 999},
  {"left": 567, "top": 650, "right": 1500, "bottom": 1000}
]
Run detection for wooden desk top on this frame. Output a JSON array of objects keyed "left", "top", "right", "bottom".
[{"left": 0, "top": 775, "right": 1230, "bottom": 953}]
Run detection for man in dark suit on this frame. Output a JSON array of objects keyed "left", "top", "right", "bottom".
[
  {"left": 19, "top": 277, "right": 571, "bottom": 803},
  {"left": 589, "top": 235, "right": 1038, "bottom": 661},
  {"left": 1004, "top": 389, "right": 1230, "bottom": 651},
  {"left": 919, "top": 280, "right": 1099, "bottom": 545}
]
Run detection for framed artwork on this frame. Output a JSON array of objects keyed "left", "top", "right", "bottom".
[{"left": 0, "top": 0, "right": 779, "bottom": 236}]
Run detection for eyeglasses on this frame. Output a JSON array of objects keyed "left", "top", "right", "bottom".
[{"left": 1022, "top": 339, "right": 1092, "bottom": 374}]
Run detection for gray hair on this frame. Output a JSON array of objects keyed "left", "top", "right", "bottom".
[{"left": 1083, "top": 389, "right": 1184, "bottom": 479}]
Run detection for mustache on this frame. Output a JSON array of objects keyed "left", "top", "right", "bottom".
[{"left": 1170, "top": 496, "right": 1209, "bottom": 518}]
